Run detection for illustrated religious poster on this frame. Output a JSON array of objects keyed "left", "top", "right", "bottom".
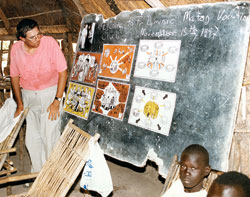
[
  {"left": 98, "top": 44, "right": 136, "bottom": 81},
  {"left": 78, "top": 22, "right": 96, "bottom": 51},
  {"left": 133, "top": 40, "right": 181, "bottom": 82},
  {"left": 92, "top": 79, "right": 130, "bottom": 121},
  {"left": 128, "top": 86, "right": 176, "bottom": 136},
  {"left": 70, "top": 51, "right": 101, "bottom": 86},
  {"left": 63, "top": 82, "right": 95, "bottom": 120}
]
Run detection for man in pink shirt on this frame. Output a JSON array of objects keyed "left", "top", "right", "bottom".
[{"left": 10, "top": 18, "right": 67, "bottom": 172}]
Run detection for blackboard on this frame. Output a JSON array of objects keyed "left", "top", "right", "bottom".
[{"left": 61, "top": 2, "right": 250, "bottom": 177}]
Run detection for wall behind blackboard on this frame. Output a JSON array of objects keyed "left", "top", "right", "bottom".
[{"left": 61, "top": 2, "right": 250, "bottom": 177}]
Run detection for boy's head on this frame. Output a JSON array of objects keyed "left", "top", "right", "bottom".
[
  {"left": 179, "top": 144, "right": 211, "bottom": 193},
  {"left": 207, "top": 171, "right": 250, "bottom": 197}
]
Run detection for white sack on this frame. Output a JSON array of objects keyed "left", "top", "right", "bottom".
[
  {"left": 0, "top": 98, "right": 20, "bottom": 143},
  {"left": 80, "top": 138, "right": 113, "bottom": 197}
]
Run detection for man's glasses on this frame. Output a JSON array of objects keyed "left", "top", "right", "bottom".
[{"left": 26, "top": 32, "right": 42, "bottom": 41}]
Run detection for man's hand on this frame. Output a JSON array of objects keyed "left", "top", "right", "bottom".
[
  {"left": 47, "top": 100, "right": 60, "bottom": 121},
  {"left": 14, "top": 105, "right": 24, "bottom": 118},
  {"left": 47, "top": 69, "right": 67, "bottom": 120}
]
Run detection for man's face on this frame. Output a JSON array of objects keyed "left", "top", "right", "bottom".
[
  {"left": 179, "top": 153, "right": 210, "bottom": 193},
  {"left": 21, "top": 26, "right": 41, "bottom": 48},
  {"left": 207, "top": 182, "right": 245, "bottom": 197}
]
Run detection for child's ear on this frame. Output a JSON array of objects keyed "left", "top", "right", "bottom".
[{"left": 204, "top": 166, "right": 211, "bottom": 176}]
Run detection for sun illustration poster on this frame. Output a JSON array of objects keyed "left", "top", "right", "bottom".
[
  {"left": 98, "top": 44, "right": 136, "bottom": 81},
  {"left": 63, "top": 82, "right": 95, "bottom": 120},
  {"left": 128, "top": 86, "right": 176, "bottom": 136},
  {"left": 134, "top": 40, "right": 181, "bottom": 83},
  {"left": 70, "top": 51, "right": 101, "bottom": 85},
  {"left": 92, "top": 79, "right": 130, "bottom": 121}
]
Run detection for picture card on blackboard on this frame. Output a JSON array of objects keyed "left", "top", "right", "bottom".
[
  {"left": 70, "top": 51, "right": 101, "bottom": 86},
  {"left": 134, "top": 40, "right": 181, "bottom": 83},
  {"left": 78, "top": 22, "right": 96, "bottom": 51},
  {"left": 92, "top": 79, "right": 130, "bottom": 121},
  {"left": 63, "top": 82, "right": 95, "bottom": 120},
  {"left": 128, "top": 86, "right": 176, "bottom": 136},
  {"left": 98, "top": 44, "right": 136, "bottom": 81}
]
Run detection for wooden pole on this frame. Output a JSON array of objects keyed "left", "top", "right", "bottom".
[
  {"left": 0, "top": 173, "right": 38, "bottom": 185},
  {"left": 67, "top": 33, "right": 74, "bottom": 72},
  {"left": 19, "top": 125, "right": 25, "bottom": 171}
]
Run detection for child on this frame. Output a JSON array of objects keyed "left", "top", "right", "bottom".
[
  {"left": 162, "top": 144, "right": 211, "bottom": 197},
  {"left": 207, "top": 171, "right": 250, "bottom": 197}
]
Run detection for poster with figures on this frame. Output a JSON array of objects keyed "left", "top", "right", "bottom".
[
  {"left": 78, "top": 22, "right": 96, "bottom": 51},
  {"left": 128, "top": 86, "right": 176, "bottom": 136},
  {"left": 98, "top": 44, "right": 136, "bottom": 81},
  {"left": 70, "top": 52, "right": 101, "bottom": 86},
  {"left": 92, "top": 79, "right": 130, "bottom": 121},
  {"left": 134, "top": 40, "right": 181, "bottom": 82},
  {"left": 63, "top": 82, "right": 95, "bottom": 120}
]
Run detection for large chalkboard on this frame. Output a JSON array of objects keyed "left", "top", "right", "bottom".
[{"left": 61, "top": 2, "right": 250, "bottom": 177}]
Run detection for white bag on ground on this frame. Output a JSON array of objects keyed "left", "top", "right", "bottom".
[
  {"left": 0, "top": 98, "right": 20, "bottom": 143},
  {"left": 80, "top": 138, "right": 113, "bottom": 197}
]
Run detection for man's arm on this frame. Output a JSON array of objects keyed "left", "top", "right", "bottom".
[
  {"left": 11, "top": 76, "right": 24, "bottom": 117},
  {"left": 47, "top": 69, "right": 68, "bottom": 120}
]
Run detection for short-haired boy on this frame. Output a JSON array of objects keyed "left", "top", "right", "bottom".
[
  {"left": 162, "top": 144, "right": 211, "bottom": 197},
  {"left": 207, "top": 171, "right": 250, "bottom": 197}
]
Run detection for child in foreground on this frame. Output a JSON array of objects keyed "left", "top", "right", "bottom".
[
  {"left": 162, "top": 144, "right": 211, "bottom": 197},
  {"left": 207, "top": 171, "right": 250, "bottom": 197}
]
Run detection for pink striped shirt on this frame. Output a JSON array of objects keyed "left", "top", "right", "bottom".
[{"left": 10, "top": 36, "right": 67, "bottom": 90}]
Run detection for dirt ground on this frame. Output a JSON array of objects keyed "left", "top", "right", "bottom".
[{"left": 0, "top": 138, "right": 164, "bottom": 197}]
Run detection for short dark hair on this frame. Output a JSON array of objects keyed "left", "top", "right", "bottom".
[
  {"left": 16, "top": 18, "right": 39, "bottom": 40},
  {"left": 181, "top": 144, "right": 209, "bottom": 165},
  {"left": 214, "top": 171, "right": 250, "bottom": 196}
]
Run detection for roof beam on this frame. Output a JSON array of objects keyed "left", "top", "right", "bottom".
[
  {"left": 72, "top": 0, "right": 87, "bottom": 18},
  {"left": 144, "top": 0, "right": 165, "bottom": 8},
  {"left": 4, "top": 10, "right": 62, "bottom": 21},
  {"left": 0, "top": 25, "right": 69, "bottom": 37},
  {"left": 58, "top": 1, "right": 75, "bottom": 33},
  {"left": 0, "top": 6, "right": 12, "bottom": 34}
]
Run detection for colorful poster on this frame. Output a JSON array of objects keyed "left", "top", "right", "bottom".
[
  {"left": 92, "top": 79, "right": 130, "bottom": 121},
  {"left": 63, "top": 82, "right": 95, "bottom": 120},
  {"left": 128, "top": 86, "right": 176, "bottom": 136},
  {"left": 70, "top": 52, "right": 101, "bottom": 86},
  {"left": 98, "top": 44, "right": 136, "bottom": 81},
  {"left": 134, "top": 40, "right": 181, "bottom": 82}
]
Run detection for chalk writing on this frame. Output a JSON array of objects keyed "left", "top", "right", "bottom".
[
  {"left": 183, "top": 10, "right": 210, "bottom": 25},
  {"left": 127, "top": 16, "right": 144, "bottom": 27},
  {"left": 140, "top": 28, "right": 178, "bottom": 38},
  {"left": 200, "top": 26, "right": 219, "bottom": 40},
  {"left": 99, "top": 22, "right": 124, "bottom": 41},
  {"left": 217, "top": 8, "right": 250, "bottom": 21},
  {"left": 180, "top": 25, "right": 219, "bottom": 41},
  {"left": 101, "top": 32, "right": 122, "bottom": 41},
  {"left": 146, "top": 16, "right": 176, "bottom": 26},
  {"left": 99, "top": 22, "right": 124, "bottom": 31}
]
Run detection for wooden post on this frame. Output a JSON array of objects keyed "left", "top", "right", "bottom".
[
  {"left": 67, "top": 33, "right": 74, "bottom": 72},
  {"left": 0, "top": 43, "right": 3, "bottom": 76},
  {"left": 6, "top": 154, "right": 12, "bottom": 196},
  {"left": 0, "top": 41, "right": 3, "bottom": 106},
  {"left": 229, "top": 39, "right": 250, "bottom": 177},
  {"left": 19, "top": 124, "right": 25, "bottom": 171}
]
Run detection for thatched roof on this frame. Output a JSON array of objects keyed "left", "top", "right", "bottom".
[{"left": 0, "top": 0, "right": 234, "bottom": 42}]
